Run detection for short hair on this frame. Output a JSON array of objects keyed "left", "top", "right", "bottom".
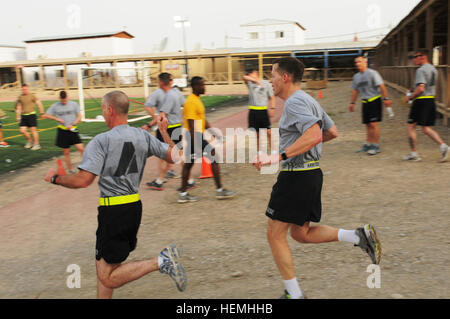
[
  {"left": 415, "top": 49, "right": 430, "bottom": 59},
  {"left": 22, "top": 83, "right": 28, "bottom": 88},
  {"left": 272, "top": 57, "right": 305, "bottom": 83},
  {"left": 59, "top": 90, "right": 67, "bottom": 99},
  {"left": 355, "top": 55, "right": 368, "bottom": 61},
  {"left": 103, "top": 90, "right": 129, "bottom": 115},
  {"left": 190, "top": 76, "right": 204, "bottom": 88},
  {"left": 245, "top": 68, "right": 257, "bottom": 75},
  {"left": 158, "top": 72, "right": 172, "bottom": 86}
]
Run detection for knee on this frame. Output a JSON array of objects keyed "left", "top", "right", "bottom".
[
  {"left": 290, "top": 229, "right": 308, "bottom": 243},
  {"left": 19, "top": 127, "right": 27, "bottom": 134},
  {"left": 421, "top": 126, "right": 430, "bottom": 134}
]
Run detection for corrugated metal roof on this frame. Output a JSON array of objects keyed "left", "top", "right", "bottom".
[{"left": 24, "top": 31, "right": 134, "bottom": 43}]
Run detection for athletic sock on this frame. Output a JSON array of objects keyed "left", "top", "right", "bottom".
[
  {"left": 283, "top": 278, "right": 303, "bottom": 299},
  {"left": 188, "top": 179, "right": 195, "bottom": 184},
  {"left": 440, "top": 144, "right": 448, "bottom": 152},
  {"left": 156, "top": 178, "right": 163, "bottom": 184},
  {"left": 411, "top": 151, "right": 418, "bottom": 157},
  {"left": 338, "top": 229, "right": 360, "bottom": 245},
  {"left": 180, "top": 192, "right": 187, "bottom": 196},
  {"left": 158, "top": 255, "right": 163, "bottom": 269},
  {"left": 217, "top": 188, "right": 223, "bottom": 192}
]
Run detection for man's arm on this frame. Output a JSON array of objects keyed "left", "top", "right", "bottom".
[
  {"left": 322, "top": 124, "right": 338, "bottom": 143},
  {"left": 41, "top": 113, "right": 65, "bottom": 124},
  {"left": 407, "top": 84, "right": 426, "bottom": 102},
  {"left": 349, "top": 90, "right": 359, "bottom": 112},
  {"left": 379, "top": 84, "right": 392, "bottom": 107},
  {"left": 242, "top": 75, "right": 263, "bottom": 87},
  {"left": 156, "top": 116, "right": 180, "bottom": 164},
  {"left": 44, "top": 169, "right": 96, "bottom": 188},
  {"left": 16, "top": 103, "right": 22, "bottom": 122},
  {"left": 268, "top": 96, "right": 276, "bottom": 118},
  {"left": 36, "top": 99, "right": 44, "bottom": 114},
  {"left": 142, "top": 106, "right": 157, "bottom": 129}
]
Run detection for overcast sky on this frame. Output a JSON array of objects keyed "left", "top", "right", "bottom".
[{"left": 1, "top": 0, "right": 421, "bottom": 53}]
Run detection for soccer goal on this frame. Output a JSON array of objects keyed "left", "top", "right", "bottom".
[{"left": 77, "top": 66, "right": 151, "bottom": 123}]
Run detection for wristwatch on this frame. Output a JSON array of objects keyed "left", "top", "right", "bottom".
[
  {"left": 51, "top": 174, "right": 59, "bottom": 185},
  {"left": 280, "top": 151, "right": 288, "bottom": 161}
]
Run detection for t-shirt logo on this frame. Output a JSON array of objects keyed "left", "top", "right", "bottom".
[{"left": 114, "top": 142, "right": 138, "bottom": 177}]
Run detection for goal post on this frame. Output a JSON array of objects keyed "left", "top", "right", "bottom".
[{"left": 77, "top": 65, "right": 151, "bottom": 123}]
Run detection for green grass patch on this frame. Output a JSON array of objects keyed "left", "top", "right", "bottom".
[{"left": 0, "top": 95, "right": 237, "bottom": 175}]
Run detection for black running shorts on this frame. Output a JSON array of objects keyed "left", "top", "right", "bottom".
[
  {"left": 95, "top": 200, "right": 142, "bottom": 264},
  {"left": 56, "top": 128, "right": 82, "bottom": 149},
  {"left": 266, "top": 169, "right": 323, "bottom": 226},
  {"left": 184, "top": 131, "right": 215, "bottom": 163},
  {"left": 156, "top": 126, "right": 182, "bottom": 148},
  {"left": 20, "top": 114, "right": 38, "bottom": 127},
  {"left": 362, "top": 98, "right": 382, "bottom": 124},
  {"left": 408, "top": 98, "right": 436, "bottom": 126},
  {"left": 248, "top": 109, "right": 271, "bottom": 131}
]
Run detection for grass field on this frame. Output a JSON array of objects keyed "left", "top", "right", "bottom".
[{"left": 0, "top": 95, "right": 237, "bottom": 175}]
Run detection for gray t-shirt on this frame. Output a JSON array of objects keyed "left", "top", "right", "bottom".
[
  {"left": 159, "top": 89, "right": 183, "bottom": 125},
  {"left": 279, "top": 90, "right": 334, "bottom": 168},
  {"left": 247, "top": 80, "right": 274, "bottom": 107},
  {"left": 78, "top": 125, "right": 169, "bottom": 198},
  {"left": 351, "top": 68, "right": 384, "bottom": 100},
  {"left": 46, "top": 101, "right": 80, "bottom": 127},
  {"left": 415, "top": 63, "right": 438, "bottom": 97},
  {"left": 144, "top": 88, "right": 166, "bottom": 112}
]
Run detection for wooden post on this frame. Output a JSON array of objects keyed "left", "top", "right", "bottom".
[
  {"left": 39, "top": 65, "right": 46, "bottom": 89},
  {"left": 15, "top": 66, "right": 22, "bottom": 86},
  {"left": 87, "top": 62, "right": 93, "bottom": 89},
  {"left": 212, "top": 57, "right": 216, "bottom": 82},
  {"left": 413, "top": 20, "right": 420, "bottom": 52},
  {"left": 425, "top": 8, "right": 433, "bottom": 52},
  {"left": 227, "top": 55, "right": 232, "bottom": 85},
  {"left": 258, "top": 53, "right": 263, "bottom": 78},
  {"left": 63, "top": 64, "right": 68, "bottom": 91},
  {"left": 113, "top": 61, "right": 119, "bottom": 88},
  {"left": 402, "top": 29, "right": 408, "bottom": 65}
]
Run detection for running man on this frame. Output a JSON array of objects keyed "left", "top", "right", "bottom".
[
  {"left": 142, "top": 73, "right": 185, "bottom": 190},
  {"left": 178, "top": 76, "right": 235, "bottom": 203},
  {"left": 243, "top": 68, "right": 276, "bottom": 153},
  {"left": 42, "top": 91, "right": 84, "bottom": 173},
  {"left": 255, "top": 57, "right": 381, "bottom": 299},
  {"left": 44, "top": 91, "right": 187, "bottom": 299},
  {"left": 350, "top": 56, "right": 393, "bottom": 155},
  {"left": 404, "top": 49, "right": 449, "bottom": 162},
  {"left": 16, "top": 84, "right": 44, "bottom": 150},
  {"left": 0, "top": 120, "right": 9, "bottom": 148}
]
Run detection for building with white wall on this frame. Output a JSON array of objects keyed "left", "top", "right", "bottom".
[{"left": 240, "top": 19, "right": 306, "bottom": 48}]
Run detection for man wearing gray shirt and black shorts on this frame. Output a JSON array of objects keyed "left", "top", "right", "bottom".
[
  {"left": 243, "top": 68, "right": 276, "bottom": 153},
  {"left": 143, "top": 73, "right": 185, "bottom": 189},
  {"left": 404, "top": 49, "right": 449, "bottom": 162},
  {"left": 350, "top": 56, "right": 393, "bottom": 155},
  {"left": 44, "top": 91, "right": 187, "bottom": 298},
  {"left": 255, "top": 57, "right": 382, "bottom": 299},
  {"left": 42, "top": 91, "right": 84, "bottom": 173}
]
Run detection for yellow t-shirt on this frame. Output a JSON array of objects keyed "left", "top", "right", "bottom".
[
  {"left": 183, "top": 94, "right": 205, "bottom": 133},
  {"left": 17, "top": 94, "right": 37, "bottom": 114}
]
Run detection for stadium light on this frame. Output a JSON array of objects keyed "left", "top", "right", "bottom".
[{"left": 173, "top": 16, "right": 191, "bottom": 79}]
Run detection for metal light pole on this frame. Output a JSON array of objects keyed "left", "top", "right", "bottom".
[{"left": 174, "top": 16, "right": 191, "bottom": 80}]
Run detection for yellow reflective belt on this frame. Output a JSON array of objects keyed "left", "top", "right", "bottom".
[
  {"left": 362, "top": 95, "right": 381, "bottom": 103},
  {"left": 23, "top": 111, "right": 36, "bottom": 115},
  {"left": 168, "top": 123, "right": 182, "bottom": 129},
  {"left": 249, "top": 106, "right": 268, "bottom": 110},
  {"left": 282, "top": 161, "right": 320, "bottom": 172},
  {"left": 58, "top": 125, "right": 78, "bottom": 131},
  {"left": 99, "top": 193, "right": 140, "bottom": 206},
  {"left": 415, "top": 96, "right": 435, "bottom": 100}
]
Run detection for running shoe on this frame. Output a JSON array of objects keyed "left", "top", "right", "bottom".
[
  {"left": 367, "top": 145, "right": 381, "bottom": 156},
  {"left": 402, "top": 153, "right": 421, "bottom": 162},
  {"left": 146, "top": 180, "right": 163, "bottom": 190},
  {"left": 177, "top": 181, "right": 196, "bottom": 192},
  {"left": 440, "top": 146, "right": 449, "bottom": 163},
  {"left": 279, "top": 290, "right": 307, "bottom": 299},
  {"left": 216, "top": 189, "right": 236, "bottom": 200},
  {"left": 356, "top": 143, "right": 371, "bottom": 153},
  {"left": 0, "top": 141, "right": 9, "bottom": 148},
  {"left": 24, "top": 141, "right": 32, "bottom": 149},
  {"left": 355, "top": 224, "right": 382, "bottom": 265},
  {"left": 31, "top": 144, "right": 41, "bottom": 151},
  {"left": 178, "top": 193, "right": 198, "bottom": 203},
  {"left": 158, "top": 244, "right": 187, "bottom": 292},
  {"left": 165, "top": 170, "right": 181, "bottom": 179}
]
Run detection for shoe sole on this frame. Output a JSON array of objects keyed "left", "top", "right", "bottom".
[
  {"left": 178, "top": 198, "right": 198, "bottom": 203},
  {"left": 147, "top": 185, "right": 163, "bottom": 191},
  {"left": 216, "top": 194, "right": 236, "bottom": 200},
  {"left": 364, "top": 224, "right": 382, "bottom": 265},
  {"left": 440, "top": 150, "right": 449, "bottom": 163},
  {"left": 164, "top": 244, "right": 187, "bottom": 292},
  {"left": 403, "top": 158, "right": 421, "bottom": 162}
]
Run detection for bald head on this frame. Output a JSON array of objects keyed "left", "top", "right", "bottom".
[{"left": 103, "top": 90, "right": 129, "bottom": 115}]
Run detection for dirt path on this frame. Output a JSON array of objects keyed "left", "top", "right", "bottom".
[{"left": 0, "top": 82, "right": 449, "bottom": 299}]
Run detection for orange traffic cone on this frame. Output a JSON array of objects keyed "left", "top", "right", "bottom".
[
  {"left": 318, "top": 90, "right": 323, "bottom": 99},
  {"left": 56, "top": 158, "right": 67, "bottom": 176},
  {"left": 199, "top": 156, "right": 213, "bottom": 179}
]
